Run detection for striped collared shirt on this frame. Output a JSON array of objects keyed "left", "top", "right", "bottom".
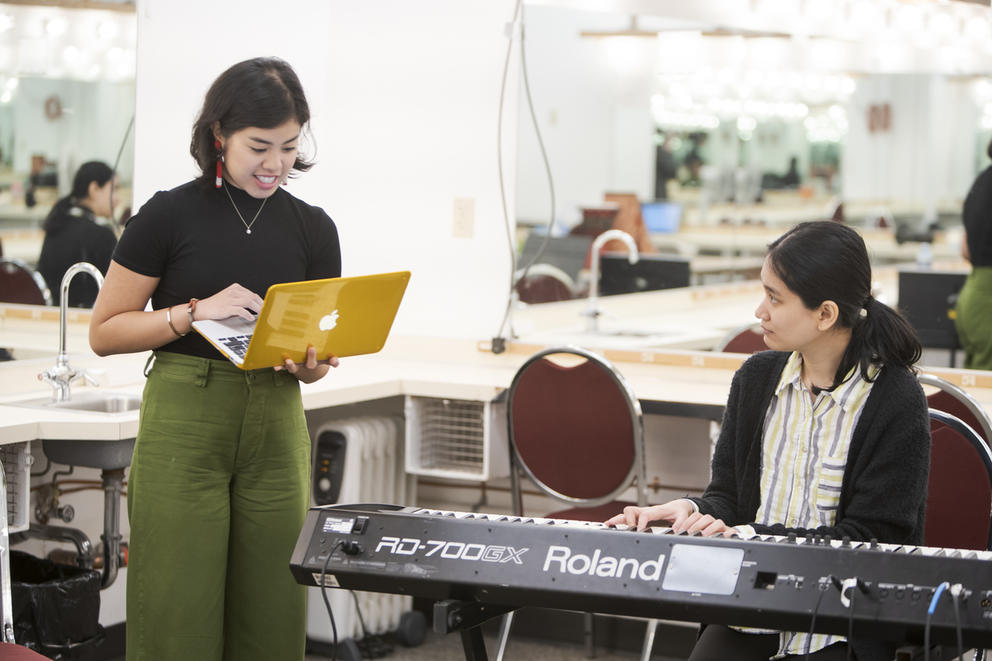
[{"left": 754, "top": 351, "right": 877, "bottom": 657}]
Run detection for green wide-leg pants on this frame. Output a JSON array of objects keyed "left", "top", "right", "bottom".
[{"left": 126, "top": 351, "right": 310, "bottom": 661}]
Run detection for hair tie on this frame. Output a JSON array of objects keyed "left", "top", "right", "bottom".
[{"left": 859, "top": 296, "right": 873, "bottom": 319}]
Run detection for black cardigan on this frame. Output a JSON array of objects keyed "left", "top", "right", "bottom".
[{"left": 690, "top": 351, "right": 931, "bottom": 661}]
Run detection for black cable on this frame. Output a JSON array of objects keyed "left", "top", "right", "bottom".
[
  {"left": 349, "top": 589, "right": 392, "bottom": 658},
  {"left": 803, "top": 581, "right": 828, "bottom": 660},
  {"left": 494, "top": 0, "right": 557, "bottom": 348},
  {"left": 319, "top": 540, "right": 344, "bottom": 661},
  {"left": 846, "top": 586, "right": 855, "bottom": 661},
  {"left": 493, "top": 0, "right": 523, "bottom": 347},
  {"left": 514, "top": 4, "right": 557, "bottom": 279}
]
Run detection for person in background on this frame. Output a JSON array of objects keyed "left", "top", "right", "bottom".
[
  {"left": 780, "top": 156, "right": 801, "bottom": 188},
  {"left": 607, "top": 221, "right": 930, "bottom": 661},
  {"left": 955, "top": 138, "right": 992, "bottom": 370},
  {"left": 654, "top": 131, "right": 677, "bottom": 200},
  {"left": 36, "top": 161, "right": 118, "bottom": 307},
  {"left": 89, "top": 57, "right": 341, "bottom": 660}
]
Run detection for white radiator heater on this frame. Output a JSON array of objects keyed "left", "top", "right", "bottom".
[{"left": 306, "top": 415, "right": 415, "bottom": 646}]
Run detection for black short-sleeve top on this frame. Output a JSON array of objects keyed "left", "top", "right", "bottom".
[{"left": 113, "top": 180, "right": 342, "bottom": 359}]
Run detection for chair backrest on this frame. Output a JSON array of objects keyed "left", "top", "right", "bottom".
[
  {"left": 506, "top": 346, "right": 645, "bottom": 515},
  {"left": 924, "top": 408, "right": 992, "bottom": 551},
  {"left": 514, "top": 263, "right": 575, "bottom": 304},
  {"left": 715, "top": 324, "right": 766, "bottom": 354},
  {"left": 517, "top": 234, "right": 593, "bottom": 283},
  {"left": 0, "top": 259, "right": 51, "bottom": 306},
  {"left": 919, "top": 373, "right": 992, "bottom": 447}
]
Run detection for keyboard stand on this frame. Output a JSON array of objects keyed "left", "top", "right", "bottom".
[{"left": 433, "top": 600, "right": 513, "bottom": 661}]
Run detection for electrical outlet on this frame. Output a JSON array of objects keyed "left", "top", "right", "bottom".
[{"left": 452, "top": 197, "right": 475, "bottom": 239}]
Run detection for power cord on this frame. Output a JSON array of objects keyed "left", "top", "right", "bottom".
[
  {"left": 492, "top": 0, "right": 557, "bottom": 353},
  {"left": 350, "top": 590, "right": 393, "bottom": 658},
  {"left": 319, "top": 540, "right": 345, "bottom": 661},
  {"left": 803, "top": 578, "right": 831, "bottom": 660}
]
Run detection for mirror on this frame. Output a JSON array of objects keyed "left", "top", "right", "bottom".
[
  {"left": 514, "top": 4, "right": 984, "bottom": 239},
  {"left": 0, "top": 1, "right": 136, "bottom": 266}
]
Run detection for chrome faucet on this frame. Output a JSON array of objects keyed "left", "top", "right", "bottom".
[
  {"left": 39, "top": 262, "right": 104, "bottom": 402},
  {"left": 583, "top": 229, "right": 639, "bottom": 332}
]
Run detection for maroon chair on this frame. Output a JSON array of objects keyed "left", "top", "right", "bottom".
[
  {"left": 715, "top": 324, "right": 766, "bottom": 354},
  {"left": 0, "top": 258, "right": 51, "bottom": 306},
  {"left": 513, "top": 264, "right": 575, "bottom": 304},
  {"left": 924, "top": 409, "right": 992, "bottom": 551},
  {"left": 497, "top": 347, "right": 656, "bottom": 660},
  {"left": 0, "top": 644, "right": 50, "bottom": 659},
  {"left": 919, "top": 373, "right": 992, "bottom": 448}
]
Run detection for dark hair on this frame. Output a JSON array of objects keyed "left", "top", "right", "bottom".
[
  {"left": 766, "top": 221, "right": 921, "bottom": 388},
  {"left": 42, "top": 160, "right": 114, "bottom": 232},
  {"left": 190, "top": 57, "right": 314, "bottom": 188}
]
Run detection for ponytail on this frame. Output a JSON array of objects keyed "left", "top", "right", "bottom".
[{"left": 836, "top": 296, "right": 922, "bottom": 387}]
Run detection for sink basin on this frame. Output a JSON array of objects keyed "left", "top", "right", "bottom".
[
  {"left": 3, "top": 392, "right": 141, "bottom": 469},
  {"left": 41, "top": 438, "right": 134, "bottom": 470},
  {"left": 6, "top": 392, "right": 141, "bottom": 413},
  {"left": 49, "top": 394, "right": 141, "bottom": 413},
  {"left": 42, "top": 437, "right": 136, "bottom": 470}
]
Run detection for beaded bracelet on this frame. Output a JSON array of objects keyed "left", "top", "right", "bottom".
[{"left": 187, "top": 298, "right": 199, "bottom": 328}]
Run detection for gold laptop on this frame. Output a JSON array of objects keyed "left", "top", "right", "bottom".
[{"left": 192, "top": 271, "right": 410, "bottom": 370}]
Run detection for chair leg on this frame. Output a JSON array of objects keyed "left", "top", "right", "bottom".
[
  {"left": 640, "top": 619, "right": 659, "bottom": 661},
  {"left": 494, "top": 611, "right": 515, "bottom": 661},
  {"left": 583, "top": 612, "right": 596, "bottom": 658}
]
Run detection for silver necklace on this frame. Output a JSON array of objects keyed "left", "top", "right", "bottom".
[{"left": 222, "top": 182, "right": 267, "bottom": 234}]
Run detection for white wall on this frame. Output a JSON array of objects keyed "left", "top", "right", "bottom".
[{"left": 135, "top": 0, "right": 517, "bottom": 340}]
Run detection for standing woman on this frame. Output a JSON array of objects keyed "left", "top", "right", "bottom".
[
  {"left": 607, "top": 221, "right": 930, "bottom": 661},
  {"left": 955, "top": 137, "right": 992, "bottom": 370},
  {"left": 89, "top": 58, "right": 341, "bottom": 660},
  {"left": 37, "top": 160, "right": 118, "bottom": 307}
]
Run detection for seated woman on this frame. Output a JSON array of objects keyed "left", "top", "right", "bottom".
[
  {"left": 37, "top": 161, "right": 118, "bottom": 307},
  {"left": 606, "top": 221, "right": 930, "bottom": 661}
]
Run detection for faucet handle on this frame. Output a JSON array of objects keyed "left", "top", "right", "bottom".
[{"left": 79, "top": 369, "right": 100, "bottom": 388}]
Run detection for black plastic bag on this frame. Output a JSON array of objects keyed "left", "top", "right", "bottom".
[{"left": 9, "top": 551, "right": 102, "bottom": 658}]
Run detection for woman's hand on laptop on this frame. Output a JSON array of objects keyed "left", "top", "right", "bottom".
[
  {"left": 198, "top": 283, "right": 264, "bottom": 321},
  {"left": 275, "top": 344, "right": 339, "bottom": 383}
]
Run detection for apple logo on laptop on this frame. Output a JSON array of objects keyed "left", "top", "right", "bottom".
[{"left": 318, "top": 310, "right": 340, "bottom": 331}]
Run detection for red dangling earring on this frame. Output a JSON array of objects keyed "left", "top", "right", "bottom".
[{"left": 214, "top": 139, "right": 223, "bottom": 189}]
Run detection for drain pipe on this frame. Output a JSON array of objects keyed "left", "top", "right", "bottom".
[
  {"left": 16, "top": 470, "right": 126, "bottom": 589},
  {"left": 99, "top": 468, "right": 125, "bottom": 589}
]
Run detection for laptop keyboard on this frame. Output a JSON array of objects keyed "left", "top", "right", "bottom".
[{"left": 218, "top": 334, "right": 252, "bottom": 359}]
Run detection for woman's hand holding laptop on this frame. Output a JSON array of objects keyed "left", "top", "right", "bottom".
[{"left": 274, "top": 344, "right": 339, "bottom": 383}]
